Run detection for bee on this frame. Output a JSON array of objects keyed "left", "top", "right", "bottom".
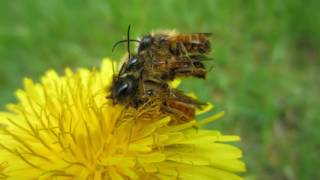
[
  {"left": 141, "top": 80, "right": 206, "bottom": 123},
  {"left": 109, "top": 74, "right": 140, "bottom": 106},
  {"left": 108, "top": 28, "right": 141, "bottom": 107},
  {"left": 138, "top": 31, "right": 212, "bottom": 80},
  {"left": 108, "top": 72, "right": 206, "bottom": 123},
  {"left": 111, "top": 78, "right": 206, "bottom": 123},
  {"left": 138, "top": 31, "right": 211, "bottom": 55},
  {"left": 112, "top": 29, "right": 212, "bottom": 81},
  {"left": 109, "top": 26, "right": 211, "bottom": 123}
]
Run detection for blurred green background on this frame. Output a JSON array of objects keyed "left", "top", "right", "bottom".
[{"left": 0, "top": 0, "right": 319, "bottom": 179}]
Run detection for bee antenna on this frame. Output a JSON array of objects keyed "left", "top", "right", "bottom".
[
  {"left": 112, "top": 39, "right": 140, "bottom": 52},
  {"left": 111, "top": 60, "right": 116, "bottom": 76},
  {"left": 111, "top": 60, "right": 121, "bottom": 84},
  {"left": 111, "top": 24, "right": 140, "bottom": 53},
  {"left": 127, "top": 24, "right": 131, "bottom": 59}
]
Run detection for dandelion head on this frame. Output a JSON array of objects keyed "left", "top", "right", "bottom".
[{"left": 0, "top": 59, "right": 245, "bottom": 179}]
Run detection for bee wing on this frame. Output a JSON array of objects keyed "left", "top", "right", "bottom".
[{"left": 170, "top": 88, "right": 207, "bottom": 109}]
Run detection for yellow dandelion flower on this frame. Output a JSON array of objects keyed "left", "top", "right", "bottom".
[{"left": 0, "top": 58, "right": 245, "bottom": 179}]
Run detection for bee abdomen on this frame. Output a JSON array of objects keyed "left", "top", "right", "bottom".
[
  {"left": 165, "top": 99, "right": 196, "bottom": 122},
  {"left": 171, "top": 33, "right": 211, "bottom": 54}
]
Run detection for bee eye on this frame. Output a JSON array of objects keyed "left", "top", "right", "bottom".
[
  {"left": 112, "top": 75, "right": 138, "bottom": 103},
  {"left": 117, "top": 79, "right": 133, "bottom": 95},
  {"left": 116, "top": 82, "right": 130, "bottom": 96},
  {"left": 138, "top": 35, "right": 153, "bottom": 52},
  {"left": 126, "top": 56, "right": 139, "bottom": 71},
  {"left": 125, "top": 55, "right": 144, "bottom": 72}
]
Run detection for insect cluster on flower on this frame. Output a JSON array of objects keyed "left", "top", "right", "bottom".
[{"left": 108, "top": 25, "right": 212, "bottom": 123}]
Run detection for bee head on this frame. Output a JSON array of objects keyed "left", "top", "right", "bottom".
[
  {"left": 124, "top": 55, "right": 144, "bottom": 73},
  {"left": 138, "top": 35, "right": 154, "bottom": 52},
  {"left": 108, "top": 74, "right": 139, "bottom": 104}
]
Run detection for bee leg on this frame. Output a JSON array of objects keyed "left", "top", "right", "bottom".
[
  {"left": 132, "top": 98, "right": 144, "bottom": 108},
  {"left": 189, "top": 54, "right": 213, "bottom": 62},
  {"left": 177, "top": 42, "right": 188, "bottom": 55},
  {"left": 179, "top": 44, "right": 200, "bottom": 71},
  {"left": 170, "top": 41, "right": 188, "bottom": 56},
  {"left": 189, "top": 55, "right": 212, "bottom": 77},
  {"left": 172, "top": 67, "right": 207, "bottom": 79}
]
